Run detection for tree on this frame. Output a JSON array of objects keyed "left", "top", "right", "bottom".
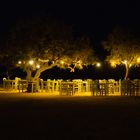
[
  {"left": 2, "top": 16, "right": 97, "bottom": 82},
  {"left": 102, "top": 27, "right": 140, "bottom": 80}
]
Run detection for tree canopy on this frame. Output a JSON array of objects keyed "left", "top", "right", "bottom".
[
  {"left": 102, "top": 27, "right": 140, "bottom": 79},
  {"left": 2, "top": 16, "right": 97, "bottom": 81}
]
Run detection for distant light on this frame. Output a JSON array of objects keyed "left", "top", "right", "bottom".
[
  {"left": 29, "top": 60, "right": 34, "bottom": 65},
  {"left": 137, "top": 57, "right": 140, "bottom": 63},
  {"left": 96, "top": 62, "right": 101, "bottom": 67},
  {"left": 18, "top": 61, "right": 22, "bottom": 64},
  {"left": 36, "top": 64, "right": 40, "bottom": 69}
]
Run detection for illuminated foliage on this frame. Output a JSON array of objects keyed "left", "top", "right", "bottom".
[
  {"left": 3, "top": 16, "right": 97, "bottom": 81},
  {"left": 102, "top": 27, "right": 140, "bottom": 79}
]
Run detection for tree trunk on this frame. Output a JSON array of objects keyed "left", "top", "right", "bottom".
[
  {"left": 32, "top": 63, "right": 57, "bottom": 82},
  {"left": 26, "top": 69, "right": 32, "bottom": 81},
  {"left": 33, "top": 70, "right": 41, "bottom": 82},
  {"left": 124, "top": 65, "right": 129, "bottom": 80}
]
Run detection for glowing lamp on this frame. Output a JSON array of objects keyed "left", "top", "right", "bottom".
[
  {"left": 137, "top": 58, "right": 140, "bottom": 63},
  {"left": 36, "top": 64, "right": 40, "bottom": 69},
  {"left": 29, "top": 60, "right": 34, "bottom": 65},
  {"left": 96, "top": 62, "right": 101, "bottom": 67},
  {"left": 18, "top": 61, "right": 22, "bottom": 64}
]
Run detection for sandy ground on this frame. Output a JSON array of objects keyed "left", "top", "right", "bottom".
[{"left": 0, "top": 92, "right": 140, "bottom": 140}]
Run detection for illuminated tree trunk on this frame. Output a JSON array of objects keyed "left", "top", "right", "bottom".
[
  {"left": 26, "top": 68, "right": 32, "bottom": 81},
  {"left": 33, "top": 70, "right": 41, "bottom": 82},
  {"left": 124, "top": 64, "right": 129, "bottom": 80},
  {"left": 33, "top": 63, "right": 57, "bottom": 82},
  {"left": 26, "top": 68, "right": 34, "bottom": 92}
]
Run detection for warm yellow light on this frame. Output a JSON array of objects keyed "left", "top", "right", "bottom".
[
  {"left": 122, "top": 60, "right": 127, "bottom": 64},
  {"left": 29, "top": 60, "right": 34, "bottom": 65},
  {"left": 96, "top": 62, "right": 101, "bottom": 67},
  {"left": 111, "top": 61, "right": 116, "bottom": 67},
  {"left": 137, "top": 57, "right": 140, "bottom": 63},
  {"left": 36, "top": 64, "right": 40, "bottom": 69},
  {"left": 77, "top": 60, "right": 81, "bottom": 64},
  {"left": 18, "top": 61, "right": 22, "bottom": 64},
  {"left": 60, "top": 60, "right": 64, "bottom": 65}
]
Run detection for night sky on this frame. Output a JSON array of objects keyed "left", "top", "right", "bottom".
[
  {"left": 0, "top": 0, "right": 140, "bottom": 79},
  {"left": 1, "top": 1, "right": 140, "bottom": 38}
]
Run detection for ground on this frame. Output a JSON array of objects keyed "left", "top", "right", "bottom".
[{"left": 0, "top": 92, "right": 140, "bottom": 140}]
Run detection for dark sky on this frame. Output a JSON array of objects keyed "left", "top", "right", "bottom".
[
  {"left": 0, "top": 1, "right": 140, "bottom": 36},
  {"left": 0, "top": 0, "right": 140, "bottom": 54}
]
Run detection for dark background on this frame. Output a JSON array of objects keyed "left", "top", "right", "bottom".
[
  {"left": 0, "top": 0, "right": 140, "bottom": 80},
  {"left": 1, "top": 1, "right": 140, "bottom": 37}
]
